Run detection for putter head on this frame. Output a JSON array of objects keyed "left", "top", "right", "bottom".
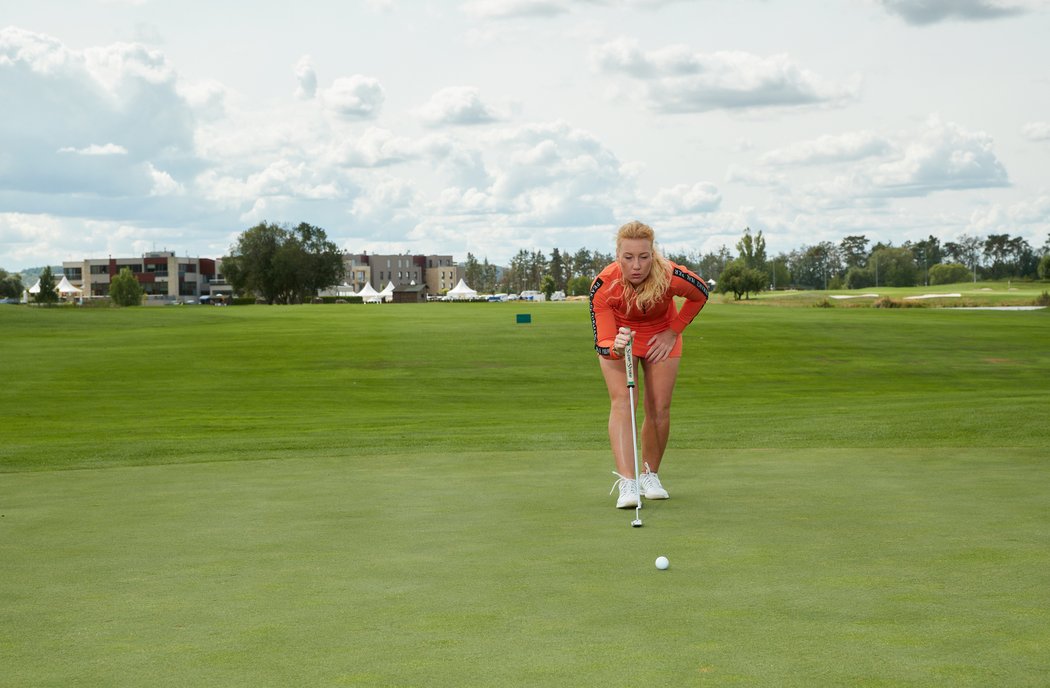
[{"left": 631, "top": 518, "right": 643, "bottom": 527}]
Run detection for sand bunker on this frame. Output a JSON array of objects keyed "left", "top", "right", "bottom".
[
  {"left": 904, "top": 293, "right": 961, "bottom": 300},
  {"left": 830, "top": 293, "right": 879, "bottom": 300}
]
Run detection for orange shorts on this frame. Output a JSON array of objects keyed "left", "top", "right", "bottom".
[{"left": 625, "top": 327, "right": 682, "bottom": 360}]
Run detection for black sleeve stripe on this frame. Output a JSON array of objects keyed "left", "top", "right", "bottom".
[
  {"left": 673, "top": 267, "right": 710, "bottom": 298},
  {"left": 589, "top": 278, "right": 611, "bottom": 355}
]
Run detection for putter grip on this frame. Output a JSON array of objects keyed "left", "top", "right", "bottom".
[{"left": 625, "top": 339, "right": 635, "bottom": 387}]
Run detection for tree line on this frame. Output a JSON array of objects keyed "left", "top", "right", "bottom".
[
  {"left": 6, "top": 225, "right": 1048, "bottom": 306},
  {"left": 464, "top": 230, "right": 1050, "bottom": 299}
]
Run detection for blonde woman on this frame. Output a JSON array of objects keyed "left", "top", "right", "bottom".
[{"left": 589, "top": 221, "right": 710, "bottom": 508}]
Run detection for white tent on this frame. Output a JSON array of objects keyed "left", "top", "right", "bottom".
[
  {"left": 335, "top": 283, "right": 356, "bottom": 297},
  {"left": 27, "top": 279, "right": 41, "bottom": 294},
  {"left": 357, "top": 282, "right": 382, "bottom": 303},
  {"left": 379, "top": 280, "right": 396, "bottom": 303},
  {"left": 445, "top": 278, "right": 478, "bottom": 300},
  {"left": 56, "top": 275, "right": 82, "bottom": 296}
]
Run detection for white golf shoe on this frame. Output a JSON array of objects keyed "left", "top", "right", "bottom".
[
  {"left": 610, "top": 472, "right": 640, "bottom": 509},
  {"left": 640, "top": 464, "right": 669, "bottom": 500}
]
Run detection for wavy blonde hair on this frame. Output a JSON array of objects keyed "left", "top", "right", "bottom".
[{"left": 616, "top": 220, "right": 671, "bottom": 314}]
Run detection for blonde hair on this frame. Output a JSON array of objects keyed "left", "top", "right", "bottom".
[{"left": 616, "top": 220, "right": 671, "bottom": 314}]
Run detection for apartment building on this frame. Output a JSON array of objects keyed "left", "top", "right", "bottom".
[
  {"left": 62, "top": 252, "right": 227, "bottom": 299},
  {"left": 343, "top": 252, "right": 457, "bottom": 293}
]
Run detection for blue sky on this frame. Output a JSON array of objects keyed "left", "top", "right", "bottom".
[{"left": 2, "top": 0, "right": 1049, "bottom": 271}]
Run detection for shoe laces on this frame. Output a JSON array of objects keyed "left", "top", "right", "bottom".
[
  {"left": 642, "top": 463, "right": 663, "bottom": 489},
  {"left": 610, "top": 471, "right": 638, "bottom": 495}
]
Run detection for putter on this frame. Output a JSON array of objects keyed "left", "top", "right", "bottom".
[{"left": 625, "top": 338, "right": 643, "bottom": 528}]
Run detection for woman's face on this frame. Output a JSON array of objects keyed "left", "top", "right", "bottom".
[{"left": 618, "top": 238, "right": 653, "bottom": 286}]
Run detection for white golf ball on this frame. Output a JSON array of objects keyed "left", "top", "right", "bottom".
[{"left": 655, "top": 556, "right": 669, "bottom": 570}]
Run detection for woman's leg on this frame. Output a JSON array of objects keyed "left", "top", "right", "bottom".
[
  {"left": 639, "top": 356, "right": 680, "bottom": 474},
  {"left": 598, "top": 355, "right": 639, "bottom": 480}
]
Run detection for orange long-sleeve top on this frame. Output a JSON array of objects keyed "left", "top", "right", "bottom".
[{"left": 589, "top": 261, "right": 710, "bottom": 359}]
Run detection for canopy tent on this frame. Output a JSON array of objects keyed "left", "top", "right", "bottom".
[
  {"left": 335, "top": 283, "right": 357, "bottom": 297},
  {"left": 357, "top": 282, "right": 382, "bottom": 303},
  {"left": 379, "top": 280, "right": 396, "bottom": 303},
  {"left": 27, "top": 276, "right": 82, "bottom": 297},
  {"left": 445, "top": 278, "right": 477, "bottom": 300},
  {"left": 56, "top": 275, "right": 82, "bottom": 295}
]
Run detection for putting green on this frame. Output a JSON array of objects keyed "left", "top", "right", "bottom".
[{"left": 2, "top": 301, "right": 1047, "bottom": 685}]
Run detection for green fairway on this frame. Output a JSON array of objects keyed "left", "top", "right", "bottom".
[{"left": 2, "top": 302, "right": 1048, "bottom": 686}]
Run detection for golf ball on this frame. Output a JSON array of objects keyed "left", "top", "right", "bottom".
[{"left": 655, "top": 556, "right": 669, "bottom": 570}]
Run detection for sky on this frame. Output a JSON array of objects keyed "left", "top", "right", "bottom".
[{"left": 2, "top": 0, "right": 1049, "bottom": 272}]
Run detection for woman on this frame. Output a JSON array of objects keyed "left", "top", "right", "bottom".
[{"left": 589, "top": 221, "right": 710, "bottom": 508}]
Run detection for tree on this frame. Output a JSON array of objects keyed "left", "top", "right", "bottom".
[
  {"left": 1038, "top": 254, "right": 1050, "bottom": 280},
  {"left": 717, "top": 260, "right": 765, "bottom": 300},
  {"left": 869, "top": 247, "right": 918, "bottom": 287},
  {"left": 696, "top": 246, "right": 731, "bottom": 283},
  {"left": 944, "top": 234, "right": 982, "bottom": 282},
  {"left": 736, "top": 227, "right": 767, "bottom": 270},
  {"left": 109, "top": 267, "right": 144, "bottom": 306},
  {"left": 463, "top": 253, "right": 481, "bottom": 292},
  {"left": 568, "top": 275, "right": 592, "bottom": 296},
  {"left": 34, "top": 266, "right": 59, "bottom": 305},
  {"left": 840, "top": 235, "right": 870, "bottom": 269},
  {"left": 789, "top": 242, "right": 843, "bottom": 290},
  {"left": 223, "top": 222, "right": 344, "bottom": 304},
  {"left": 929, "top": 263, "right": 972, "bottom": 285},
  {"left": 905, "top": 235, "right": 942, "bottom": 286},
  {"left": 541, "top": 275, "right": 556, "bottom": 301},
  {"left": 0, "top": 268, "right": 24, "bottom": 299},
  {"left": 548, "top": 249, "right": 566, "bottom": 291}
]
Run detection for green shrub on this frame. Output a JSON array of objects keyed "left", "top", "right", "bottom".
[{"left": 929, "top": 263, "right": 971, "bottom": 285}]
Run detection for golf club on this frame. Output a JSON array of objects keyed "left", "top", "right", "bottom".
[{"left": 625, "top": 338, "right": 643, "bottom": 528}]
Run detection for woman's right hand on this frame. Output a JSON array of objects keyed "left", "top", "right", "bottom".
[{"left": 613, "top": 326, "right": 634, "bottom": 356}]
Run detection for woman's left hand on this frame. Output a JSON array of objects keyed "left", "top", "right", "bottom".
[{"left": 645, "top": 330, "right": 677, "bottom": 363}]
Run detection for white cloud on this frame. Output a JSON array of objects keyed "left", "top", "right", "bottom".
[
  {"left": 418, "top": 86, "right": 503, "bottom": 126},
  {"left": 58, "top": 143, "right": 129, "bottom": 156},
  {"left": 651, "top": 182, "right": 722, "bottom": 214},
  {"left": 750, "top": 117, "right": 1010, "bottom": 208},
  {"left": 869, "top": 116, "right": 1009, "bottom": 195},
  {"left": 760, "top": 131, "right": 891, "bottom": 166},
  {"left": 968, "top": 194, "right": 1050, "bottom": 234},
  {"left": 330, "top": 127, "right": 439, "bottom": 169},
  {"left": 1021, "top": 121, "right": 1050, "bottom": 141},
  {"left": 877, "top": 0, "right": 1030, "bottom": 24},
  {"left": 591, "top": 38, "right": 859, "bottom": 113},
  {"left": 0, "top": 27, "right": 199, "bottom": 201},
  {"left": 294, "top": 55, "right": 318, "bottom": 100},
  {"left": 461, "top": 0, "right": 574, "bottom": 20},
  {"left": 148, "top": 164, "right": 183, "bottom": 196},
  {"left": 462, "top": 0, "right": 690, "bottom": 19},
  {"left": 322, "top": 75, "right": 385, "bottom": 119}
]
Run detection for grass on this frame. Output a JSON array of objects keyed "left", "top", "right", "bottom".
[{"left": 1, "top": 301, "right": 1048, "bottom": 686}]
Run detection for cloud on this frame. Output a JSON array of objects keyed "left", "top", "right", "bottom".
[
  {"left": 462, "top": 0, "right": 691, "bottom": 19},
  {"left": 869, "top": 116, "right": 1009, "bottom": 195},
  {"left": 322, "top": 75, "right": 385, "bottom": 119},
  {"left": 968, "top": 194, "right": 1050, "bottom": 235},
  {"left": 1022, "top": 121, "right": 1050, "bottom": 141},
  {"left": 332, "top": 127, "right": 420, "bottom": 168},
  {"left": 461, "top": 0, "right": 575, "bottom": 20},
  {"left": 0, "top": 27, "right": 200, "bottom": 204},
  {"left": 651, "top": 182, "right": 722, "bottom": 214},
  {"left": 294, "top": 55, "right": 317, "bottom": 100},
  {"left": 876, "top": 0, "right": 1030, "bottom": 24},
  {"left": 760, "top": 131, "right": 891, "bottom": 166},
  {"left": 58, "top": 143, "right": 129, "bottom": 156},
  {"left": 418, "top": 86, "right": 504, "bottom": 126},
  {"left": 591, "top": 38, "right": 859, "bottom": 113}
]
